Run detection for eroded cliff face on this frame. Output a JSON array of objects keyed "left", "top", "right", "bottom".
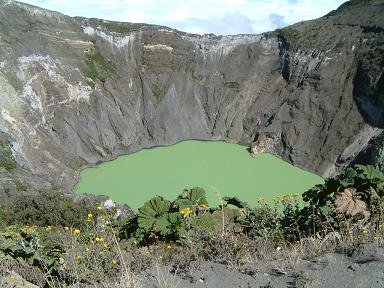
[{"left": 0, "top": 0, "right": 383, "bottom": 194}]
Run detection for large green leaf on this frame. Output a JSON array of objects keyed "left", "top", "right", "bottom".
[
  {"left": 138, "top": 196, "right": 170, "bottom": 230},
  {"left": 356, "top": 165, "right": 384, "bottom": 183},
  {"left": 168, "top": 212, "right": 186, "bottom": 237},
  {"left": 175, "top": 187, "right": 208, "bottom": 209},
  {"left": 154, "top": 214, "right": 171, "bottom": 236},
  {"left": 377, "top": 182, "right": 384, "bottom": 196},
  {"left": 0, "top": 236, "right": 17, "bottom": 250},
  {"left": 168, "top": 212, "right": 183, "bottom": 226},
  {"left": 0, "top": 250, "right": 13, "bottom": 261},
  {"left": 319, "top": 204, "right": 332, "bottom": 216}
]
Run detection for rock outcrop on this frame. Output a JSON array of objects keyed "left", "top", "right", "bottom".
[{"left": 0, "top": 0, "right": 383, "bottom": 194}]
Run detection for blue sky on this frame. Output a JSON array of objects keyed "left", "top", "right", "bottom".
[{"left": 20, "top": 0, "right": 347, "bottom": 35}]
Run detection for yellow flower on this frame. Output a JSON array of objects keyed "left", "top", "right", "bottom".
[
  {"left": 26, "top": 226, "right": 34, "bottom": 233},
  {"left": 166, "top": 245, "right": 172, "bottom": 250},
  {"left": 179, "top": 207, "right": 193, "bottom": 218},
  {"left": 95, "top": 237, "right": 104, "bottom": 243},
  {"left": 75, "top": 255, "right": 81, "bottom": 261},
  {"left": 99, "top": 251, "right": 104, "bottom": 255},
  {"left": 159, "top": 255, "right": 164, "bottom": 261},
  {"left": 74, "top": 228, "right": 81, "bottom": 236},
  {"left": 64, "top": 226, "right": 69, "bottom": 231},
  {"left": 87, "top": 213, "right": 93, "bottom": 221},
  {"left": 97, "top": 205, "right": 103, "bottom": 210},
  {"left": 46, "top": 226, "right": 52, "bottom": 232},
  {"left": 103, "top": 243, "right": 109, "bottom": 249},
  {"left": 374, "top": 235, "right": 379, "bottom": 241},
  {"left": 112, "top": 259, "right": 118, "bottom": 265},
  {"left": 273, "top": 197, "right": 282, "bottom": 205},
  {"left": 257, "top": 197, "right": 267, "bottom": 206},
  {"left": 85, "top": 247, "right": 90, "bottom": 252},
  {"left": 362, "top": 229, "right": 368, "bottom": 235},
  {"left": 281, "top": 195, "right": 293, "bottom": 205}
]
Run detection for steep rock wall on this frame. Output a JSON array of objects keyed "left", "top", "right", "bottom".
[{"left": 0, "top": 0, "right": 383, "bottom": 194}]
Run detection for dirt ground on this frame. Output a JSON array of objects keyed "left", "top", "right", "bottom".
[{"left": 142, "top": 243, "right": 384, "bottom": 288}]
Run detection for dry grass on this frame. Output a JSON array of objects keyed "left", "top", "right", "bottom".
[{"left": 153, "top": 261, "right": 181, "bottom": 288}]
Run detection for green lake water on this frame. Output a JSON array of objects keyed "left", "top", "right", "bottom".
[{"left": 74, "top": 140, "right": 324, "bottom": 210}]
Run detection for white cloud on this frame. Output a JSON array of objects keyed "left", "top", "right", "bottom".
[{"left": 19, "top": 0, "right": 347, "bottom": 35}]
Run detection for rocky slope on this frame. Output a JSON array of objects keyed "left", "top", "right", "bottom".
[{"left": 0, "top": 0, "right": 383, "bottom": 194}]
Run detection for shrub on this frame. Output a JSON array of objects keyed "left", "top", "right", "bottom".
[
  {"left": 0, "top": 140, "right": 16, "bottom": 172},
  {"left": 84, "top": 50, "right": 115, "bottom": 86},
  {"left": 276, "top": 27, "right": 300, "bottom": 50},
  {"left": 13, "top": 178, "right": 27, "bottom": 192},
  {"left": 119, "top": 188, "right": 251, "bottom": 245},
  {"left": 2, "top": 191, "right": 103, "bottom": 229},
  {"left": 119, "top": 188, "right": 213, "bottom": 246},
  {"left": 301, "top": 165, "right": 384, "bottom": 234}
]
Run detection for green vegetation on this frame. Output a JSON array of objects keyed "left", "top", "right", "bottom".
[
  {"left": 301, "top": 164, "right": 384, "bottom": 233},
  {"left": 224, "top": 81, "right": 240, "bottom": 90},
  {"left": 276, "top": 27, "right": 300, "bottom": 50},
  {"left": 2, "top": 186, "right": 10, "bottom": 196},
  {"left": 98, "top": 19, "right": 143, "bottom": 34},
  {"left": 358, "top": 41, "right": 384, "bottom": 103},
  {"left": 0, "top": 228, "right": 63, "bottom": 278},
  {"left": 0, "top": 140, "right": 16, "bottom": 172},
  {"left": 118, "top": 187, "right": 300, "bottom": 245},
  {"left": 152, "top": 84, "right": 166, "bottom": 102},
  {"left": 327, "top": 0, "right": 373, "bottom": 16},
  {"left": 104, "top": 22, "right": 134, "bottom": 34},
  {"left": 84, "top": 50, "right": 115, "bottom": 86},
  {"left": 0, "top": 200, "right": 123, "bottom": 286},
  {"left": 13, "top": 178, "right": 27, "bottom": 192},
  {"left": 1, "top": 191, "right": 102, "bottom": 228},
  {"left": 169, "top": 58, "right": 183, "bottom": 72},
  {"left": 119, "top": 187, "right": 216, "bottom": 245},
  {"left": 334, "top": 40, "right": 344, "bottom": 51},
  {"left": 271, "top": 67, "right": 282, "bottom": 75},
  {"left": 0, "top": 165, "right": 383, "bottom": 286}
]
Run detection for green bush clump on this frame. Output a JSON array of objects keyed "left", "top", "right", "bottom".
[
  {"left": 119, "top": 187, "right": 254, "bottom": 246},
  {"left": 327, "top": 0, "right": 372, "bottom": 16},
  {"left": 276, "top": 27, "right": 300, "bottom": 50},
  {"left": 119, "top": 187, "right": 301, "bottom": 246},
  {"left": 13, "top": 178, "right": 27, "bottom": 192},
  {"left": 301, "top": 165, "right": 384, "bottom": 234},
  {"left": 224, "top": 81, "right": 240, "bottom": 90},
  {"left": 0, "top": 227, "right": 64, "bottom": 274},
  {"left": 0, "top": 140, "right": 16, "bottom": 172},
  {"left": 2, "top": 191, "right": 103, "bottom": 229},
  {"left": 152, "top": 84, "right": 166, "bottom": 102},
  {"left": 84, "top": 51, "right": 115, "bottom": 86}
]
